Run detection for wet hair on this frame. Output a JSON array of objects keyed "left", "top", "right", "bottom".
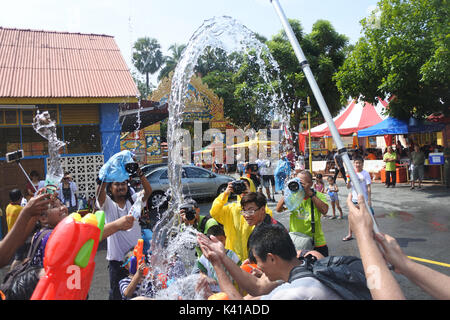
[
  {"left": 353, "top": 156, "right": 364, "bottom": 163},
  {"left": 240, "top": 192, "right": 267, "bottom": 210},
  {"left": 327, "top": 176, "right": 335, "bottom": 182},
  {"left": 206, "top": 224, "right": 225, "bottom": 238},
  {"left": 316, "top": 174, "right": 323, "bottom": 179},
  {"left": 9, "top": 189, "right": 22, "bottom": 203},
  {"left": 5, "top": 266, "right": 43, "bottom": 300},
  {"left": 248, "top": 224, "right": 296, "bottom": 264},
  {"left": 106, "top": 182, "right": 134, "bottom": 205}
]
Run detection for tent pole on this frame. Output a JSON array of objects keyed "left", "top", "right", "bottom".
[{"left": 270, "top": 0, "right": 379, "bottom": 233}]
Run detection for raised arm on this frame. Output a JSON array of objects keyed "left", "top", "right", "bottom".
[
  {"left": 136, "top": 167, "right": 152, "bottom": 202},
  {"left": 0, "top": 192, "right": 51, "bottom": 267},
  {"left": 96, "top": 180, "right": 107, "bottom": 208},
  {"left": 375, "top": 233, "right": 450, "bottom": 300},
  {"left": 347, "top": 194, "right": 405, "bottom": 300}
]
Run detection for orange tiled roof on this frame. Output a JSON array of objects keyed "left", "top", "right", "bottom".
[{"left": 0, "top": 27, "right": 139, "bottom": 99}]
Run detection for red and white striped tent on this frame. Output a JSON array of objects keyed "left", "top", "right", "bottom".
[{"left": 301, "top": 98, "right": 389, "bottom": 137}]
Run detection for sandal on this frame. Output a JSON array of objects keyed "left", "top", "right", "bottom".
[{"left": 342, "top": 236, "right": 354, "bottom": 241}]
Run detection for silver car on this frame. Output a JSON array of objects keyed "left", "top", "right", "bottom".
[{"left": 145, "top": 165, "right": 234, "bottom": 207}]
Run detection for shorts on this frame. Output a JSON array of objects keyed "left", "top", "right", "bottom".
[
  {"left": 262, "top": 175, "right": 275, "bottom": 188},
  {"left": 328, "top": 192, "right": 339, "bottom": 202},
  {"left": 412, "top": 165, "right": 424, "bottom": 181}
]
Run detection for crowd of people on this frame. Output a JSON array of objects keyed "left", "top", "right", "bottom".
[{"left": 0, "top": 144, "right": 449, "bottom": 301}]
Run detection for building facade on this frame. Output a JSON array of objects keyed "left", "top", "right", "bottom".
[{"left": 0, "top": 27, "right": 139, "bottom": 212}]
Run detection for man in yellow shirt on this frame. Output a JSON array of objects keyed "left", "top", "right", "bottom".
[{"left": 383, "top": 146, "right": 398, "bottom": 188}]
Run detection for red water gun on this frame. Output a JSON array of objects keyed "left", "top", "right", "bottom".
[{"left": 31, "top": 211, "right": 105, "bottom": 300}]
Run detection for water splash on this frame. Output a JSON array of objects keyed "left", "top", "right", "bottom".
[
  {"left": 148, "top": 16, "right": 289, "bottom": 299},
  {"left": 32, "top": 111, "right": 66, "bottom": 191}
]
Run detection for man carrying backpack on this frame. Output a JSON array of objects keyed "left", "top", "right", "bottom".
[{"left": 197, "top": 224, "right": 372, "bottom": 300}]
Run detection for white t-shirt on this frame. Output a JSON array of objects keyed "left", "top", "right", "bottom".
[
  {"left": 350, "top": 170, "right": 371, "bottom": 203},
  {"left": 97, "top": 193, "right": 141, "bottom": 261},
  {"left": 260, "top": 277, "right": 342, "bottom": 300},
  {"left": 258, "top": 159, "right": 274, "bottom": 176}
]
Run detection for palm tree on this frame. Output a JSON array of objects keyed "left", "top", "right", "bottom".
[
  {"left": 158, "top": 43, "right": 187, "bottom": 81},
  {"left": 132, "top": 37, "right": 164, "bottom": 93}
]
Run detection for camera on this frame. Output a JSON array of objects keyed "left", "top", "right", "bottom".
[
  {"left": 6, "top": 150, "right": 24, "bottom": 163},
  {"left": 287, "top": 179, "right": 301, "bottom": 192},
  {"left": 231, "top": 180, "right": 247, "bottom": 195},
  {"left": 125, "top": 162, "right": 139, "bottom": 176},
  {"left": 180, "top": 203, "right": 197, "bottom": 221}
]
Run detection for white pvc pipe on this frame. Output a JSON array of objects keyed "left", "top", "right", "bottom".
[{"left": 270, "top": 0, "right": 379, "bottom": 233}]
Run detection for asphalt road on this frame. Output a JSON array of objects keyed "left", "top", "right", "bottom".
[{"left": 2, "top": 177, "right": 449, "bottom": 300}]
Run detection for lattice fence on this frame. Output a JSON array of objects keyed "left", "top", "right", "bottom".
[{"left": 46, "top": 154, "right": 104, "bottom": 202}]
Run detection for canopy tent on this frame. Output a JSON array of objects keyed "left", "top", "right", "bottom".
[
  {"left": 357, "top": 117, "right": 445, "bottom": 137},
  {"left": 301, "top": 99, "right": 388, "bottom": 137}
]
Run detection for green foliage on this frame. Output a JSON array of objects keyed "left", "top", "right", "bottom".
[
  {"left": 267, "top": 19, "right": 349, "bottom": 132},
  {"left": 335, "top": 0, "right": 449, "bottom": 118},
  {"left": 132, "top": 37, "right": 164, "bottom": 92},
  {"left": 158, "top": 43, "right": 187, "bottom": 82}
]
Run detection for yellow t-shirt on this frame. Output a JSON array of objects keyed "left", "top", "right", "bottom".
[
  {"left": 6, "top": 203, "right": 23, "bottom": 232},
  {"left": 383, "top": 152, "right": 397, "bottom": 171}
]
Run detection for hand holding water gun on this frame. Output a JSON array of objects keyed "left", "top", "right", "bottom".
[
  {"left": 128, "top": 239, "right": 149, "bottom": 276},
  {"left": 31, "top": 211, "right": 105, "bottom": 300}
]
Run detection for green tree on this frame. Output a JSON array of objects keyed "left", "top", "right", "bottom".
[
  {"left": 158, "top": 43, "right": 187, "bottom": 82},
  {"left": 267, "top": 19, "right": 349, "bottom": 134},
  {"left": 334, "top": 0, "right": 450, "bottom": 119},
  {"left": 132, "top": 37, "right": 164, "bottom": 94}
]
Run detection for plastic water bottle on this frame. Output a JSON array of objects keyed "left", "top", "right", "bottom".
[{"left": 129, "top": 191, "right": 145, "bottom": 220}]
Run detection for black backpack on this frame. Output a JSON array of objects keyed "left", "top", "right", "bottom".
[
  {"left": 0, "top": 228, "right": 52, "bottom": 300},
  {"left": 288, "top": 255, "right": 372, "bottom": 300}
]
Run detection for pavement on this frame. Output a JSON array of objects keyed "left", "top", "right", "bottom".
[{"left": 2, "top": 176, "right": 449, "bottom": 300}]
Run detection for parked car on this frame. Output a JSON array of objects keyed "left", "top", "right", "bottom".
[
  {"left": 130, "top": 163, "right": 168, "bottom": 191},
  {"left": 145, "top": 165, "right": 234, "bottom": 207}
]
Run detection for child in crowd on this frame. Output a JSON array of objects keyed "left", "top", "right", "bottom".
[
  {"left": 119, "top": 249, "right": 153, "bottom": 300},
  {"left": 29, "top": 198, "right": 68, "bottom": 267},
  {"left": 313, "top": 174, "right": 325, "bottom": 193},
  {"left": 6, "top": 189, "right": 28, "bottom": 270},
  {"left": 193, "top": 224, "right": 241, "bottom": 294},
  {"left": 326, "top": 176, "right": 343, "bottom": 220}
]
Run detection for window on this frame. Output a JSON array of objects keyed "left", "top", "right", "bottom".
[
  {"left": 185, "top": 167, "right": 211, "bottom": 178},
  {"left": 4, "top": 110, "right": 18, "bottom": 124},
  {"left": 160, "top": 169, "right": 168, "bottom": 180},
  {"left": 63, "top": 125, "right": 101, "bottom": 154},
  {"left": 21, "top": 110, "right": 36, "bottom": 124},
  {"left": 0, "top": 127, "right": 21, "bottom": 155}
]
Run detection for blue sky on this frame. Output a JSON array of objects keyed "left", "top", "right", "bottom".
[{"left": 1, "top": 0, "right": 378, "bottom": 86}]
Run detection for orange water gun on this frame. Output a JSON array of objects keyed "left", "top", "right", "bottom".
[
  {"left": 31, "top": 211, "right": 105, "bottom": 300},
  {"left": 240, "top": 263, "right": 259, "bottom": 274},
  {"left": 130, "top": 239, "right": 149, "bottom": 276}
]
